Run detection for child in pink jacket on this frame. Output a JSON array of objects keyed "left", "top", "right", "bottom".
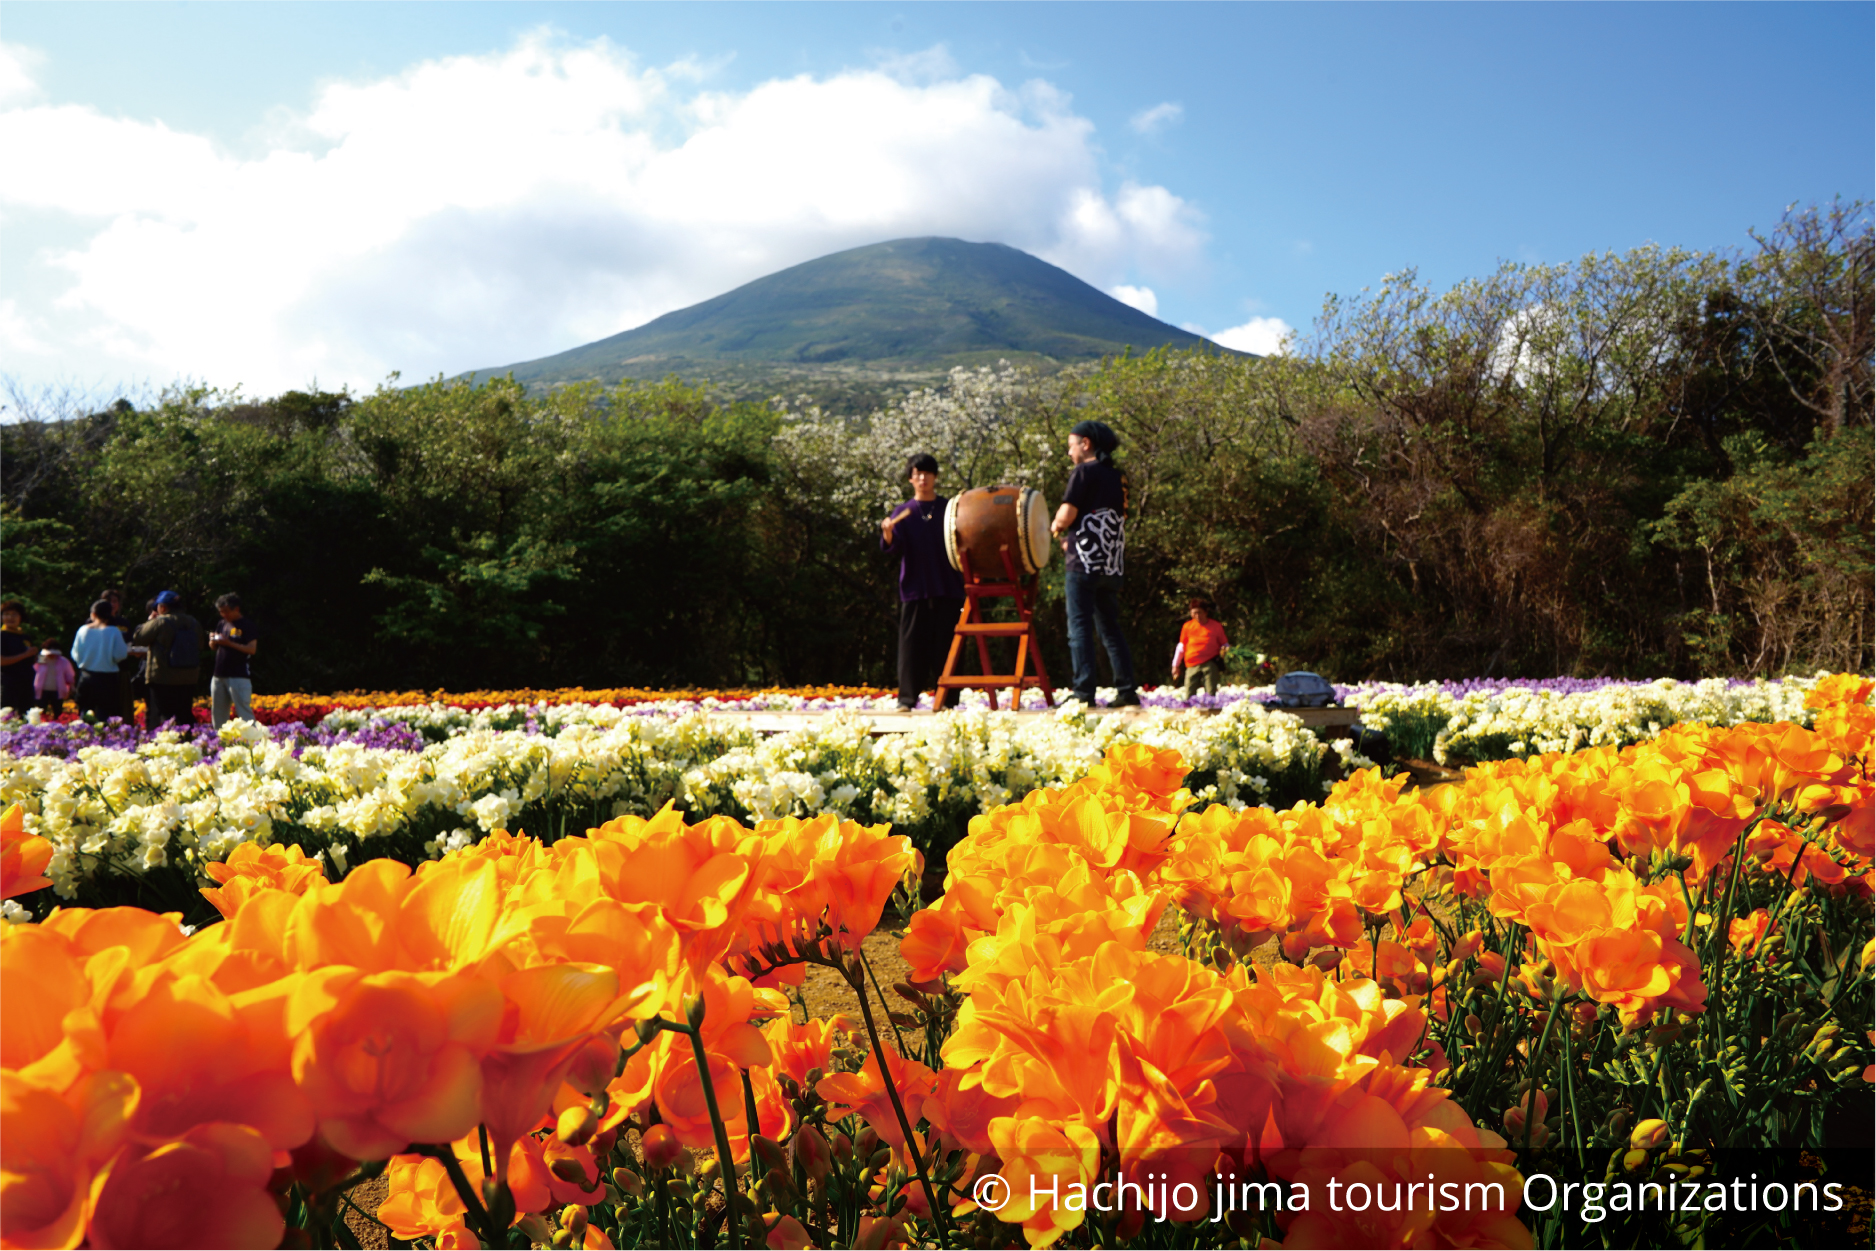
[{"left": 34, "top": 642, "right": 76, "bottom": 718}]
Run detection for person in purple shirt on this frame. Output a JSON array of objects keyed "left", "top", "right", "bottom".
[{"left": 880, "top": 453, "right": 966, "bottom": 711}]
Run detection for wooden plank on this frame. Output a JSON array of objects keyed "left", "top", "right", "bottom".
[
  {"left": 953, "top": 622, "right": 1030, "bottom": 635},
  {"left": 1284, "top": 706, "right": 1362, "bottom": 728}
]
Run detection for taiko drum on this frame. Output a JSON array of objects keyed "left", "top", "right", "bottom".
[{"left": 943, "top": 485, "right": 1054, "bottom": 578}]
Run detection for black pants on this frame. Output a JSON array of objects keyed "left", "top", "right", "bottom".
[
  {"left": 0, "top": 680, "right": 32, "bottom": 719},
  {"left": 148, "top": 682, "right": 196, "bottom": 728},
  {"left": 898, "top": 597, "right": 963, "bottom": 709},
  {"left": 76, "top": 670, "right": 121, "bottom": 723}
]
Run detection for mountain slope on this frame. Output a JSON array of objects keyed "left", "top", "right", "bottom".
[{"left": 466, "top": 237, "right": 1226, "bottom": 391}]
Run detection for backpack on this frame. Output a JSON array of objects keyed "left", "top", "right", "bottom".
[
  {"left": 166, "top": 614, "right": 202, "bottom": 670},
  {"left": 1270, "top": 670, "right": 1337, "bottom": 708}
]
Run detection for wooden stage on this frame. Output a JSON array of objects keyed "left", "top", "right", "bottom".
[{"left": 699, "top": 705, "right": 1365, "bottom": 735}]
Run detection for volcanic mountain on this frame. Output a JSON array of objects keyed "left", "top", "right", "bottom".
[{"left": 464, "top": 237, "right": 1225, "bottom": 397}]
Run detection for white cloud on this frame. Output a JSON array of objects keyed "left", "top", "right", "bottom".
[
  {"left": 0, "top": 298, "right": 53, "bottom": 356},
  {"left": 0, "top": 42, "right": 45, "bottom": 109},
  {"left": 1210, "top": 316, "right": 1294, "bottom": 356},
  {"left": 1108, "top": 284, "right": 1158, "bottom": 317},
  {"left": 1128, "top": 102, "right": 1182, "bottom": 135},
  {"left": 0, "top": 33, "right": 1208, "bottom": 393}
]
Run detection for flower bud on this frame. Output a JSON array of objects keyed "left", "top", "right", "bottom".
[
  {"left": 1606, "top": 1109, "right": 1629, "bottom": 1134},
  {"left": 551, "top": 1231, "right": 575, "bottom": 1250},
  {"left": 1465, "top": 1013, "right": 1484, "bottom": 1038},
  {"left": 642, "top": 1125, "right": 683, "bottom": 1171},
  {"left": 856, "top": 1127, "right": 880, "bottom": 1162},
  {"left": 751, "top": 1134, "right": 788, "bottom": 1174},
  {"left": 1622, "top": 1148, "right": 1650, "bottom": 1172},
  {"left": 1452, "top": 929, "right": 1484, "bottom": 962},
  {"left": 611, "top": 1166, "right": 644, "bottom": 1198},
  {"left": 551, "top": 1157, "right": 594, "bottom": 1189},
  {"left": 557, "top": 1106, "right": 598, "bottom": 1148},
  {"left": 682, "top": 992, "right": 707, "bottom": 1031},
  {"left": 1629, "top": 1118, "right": 1670, "bottom": 1150},
  {"left": 560, "top": 1205, "right": 588, "bottom": 1236},
  {"left": 794, "top": 1125, "right": 833, "bottom": 1184}
]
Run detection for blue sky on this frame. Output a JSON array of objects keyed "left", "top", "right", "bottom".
[{"left": 2, "top": 2, "right": 1870, "bottom": 397}]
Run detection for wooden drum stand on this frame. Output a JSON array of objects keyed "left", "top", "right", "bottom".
[{"left": 932, "top": 544, "right": 1054, "bottom": 710}]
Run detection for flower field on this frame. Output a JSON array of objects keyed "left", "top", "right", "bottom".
[
  {"left": 1, "top": 673, "right": 1870, "bottom": 1249},
  {"left": 0, "top": 701, "right": 1353, "bottom": 921}
]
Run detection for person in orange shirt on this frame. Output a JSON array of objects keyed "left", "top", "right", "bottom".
[{"left": 1172, "top": 598, "right": 1229, "bottom": 697}]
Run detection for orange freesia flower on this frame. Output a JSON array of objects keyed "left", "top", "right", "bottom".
[
  {"left": 0, "top": 1069, "right": 137, "bottom": 1251},
  {"left": 817, "top": 1041, "right": 936, "bottom": 1150},
  {"left": 199, "top": 842, "right": 329, "bottom": 918},
  {"left": 1, "top": 802, "right": 54, "bottom": 900},
  {"left": 85, "top": 1122, "right": 284, "bottom": 1251},
  {"left": 983, "top": 1114, "right": 1103, "bottom": 1249},
  {"left": 105, "top": 969, "right": 313, "bottom": 1151},
  {"left": 288, "top": 966, "right": 502, "bottom": 1160}
]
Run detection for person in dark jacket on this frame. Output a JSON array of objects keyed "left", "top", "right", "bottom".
[
  {"left": 131, "top": 590, "right": 205, "bottom": 728},
  {"left": 880, "top": 454, "right": 966, "bottom": 711}
]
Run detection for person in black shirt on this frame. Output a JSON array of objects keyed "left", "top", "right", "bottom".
[
  {"left": 208, "top": 592, "right": 261, "bottom": 726},
  {"left": 0, "top": 601, "right": 34, "bottom": 717},
  {"left": 1050, "top": 421, "right": 1138, "bottom": 707}
]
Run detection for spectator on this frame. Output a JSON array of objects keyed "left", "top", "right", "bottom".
[
  {"left": 0, "top": 601, "right": 34, "bottom": 717},
  {"left": 131, "top": 590, "right": 205, "bottom": 729},
  {"left": 97, "top": 588, "right": 138, "bottom": 722},
  {"left": 1172, "top": 599, "right": 1229, "bottom": 698},
  {"left": 1051, "top": 421, "right": 1138, "bottom": 708},
  {"left": 72, "top": 599, "right": 130, "bottom": 723},
  {"left": 208, "top": 592, "right": 261, "bottom": 726},
  {"left": 880, "top": 454, "right": 966, "bottom": 711},
  {"left": 33, "top": 641, "right": 76, "bottom": 718}
]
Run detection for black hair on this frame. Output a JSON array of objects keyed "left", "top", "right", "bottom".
[
  {"left": 906, "top": 453, "right": 939, "bottom": 476},
  {"left": 1070, "top": 420, "right": 1120, "bottom": 458},
  {"left": 216, "top": 593, "right": 243, "bottom": 611},
  {"left": 90, "top": 599, "right": 115, "bottom": 620}
]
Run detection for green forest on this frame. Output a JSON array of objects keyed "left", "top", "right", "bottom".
[{"left": 2, "top": 202, "right": 1869, "bottom": 694}]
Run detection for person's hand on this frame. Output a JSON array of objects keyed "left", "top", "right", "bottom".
[{"left": 880, "top": 513, "right": 898, "bottom": 542}]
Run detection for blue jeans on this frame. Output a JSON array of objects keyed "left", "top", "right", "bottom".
[{"left": 1065, "top": 569, "right": 1136, "bottom": 701}]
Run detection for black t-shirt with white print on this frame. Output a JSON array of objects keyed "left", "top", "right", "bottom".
[{"left": 1063, "top": 459, "right": 1126, "bottom": 576}]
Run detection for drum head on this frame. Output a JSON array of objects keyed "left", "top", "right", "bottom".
[
  {"left": 943, "top": 495, "right": 964, "bottom": 571},
  {"left": 1019, "top": 488, "right": 1053, "bottom": 574}
]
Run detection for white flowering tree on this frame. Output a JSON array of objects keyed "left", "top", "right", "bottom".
[{"left": 770, "top": 361, "right": 1059, "bottom": 531}]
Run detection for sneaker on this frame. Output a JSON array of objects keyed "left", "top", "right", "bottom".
[{"left": 1111, "top": 692, "right": 1142, "bottom": 707}]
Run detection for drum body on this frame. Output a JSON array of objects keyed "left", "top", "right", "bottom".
[{"left": 944, "top": 485, "right": 1054, "bottom": 578}]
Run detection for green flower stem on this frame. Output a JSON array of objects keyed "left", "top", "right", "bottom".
[
  {"left": 858, "top": 946, "right": 912, "bottom": 1069},
  {"left": 677, "top": 1021, "right": 748, "bottom": 1251},
  {"left": 844, "top": 955, "right": 953, "bottom": 1249},
  {"left": 1561, "top": 1010, "right": 1585, "bottom": 1168},
  {"left": 1517, "top": 995, "right": 1565, "bottom": 1154}
]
